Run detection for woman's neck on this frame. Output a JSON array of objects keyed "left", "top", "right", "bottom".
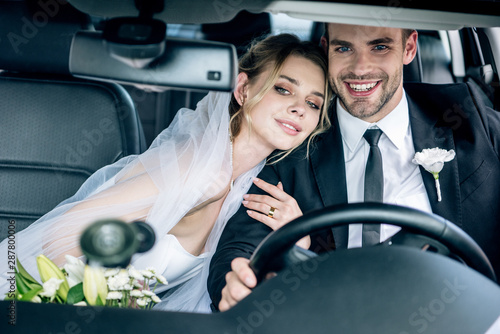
[{"left": 231, "top": 131, "right": 273, "bottom": 180}]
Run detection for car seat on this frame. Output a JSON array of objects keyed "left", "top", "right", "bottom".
[
  {"left": 0, "top": 0, "right": 146, "bottom": 240},
  {"left": 403, "top": 30, "right": 455, "bottom": 84}
]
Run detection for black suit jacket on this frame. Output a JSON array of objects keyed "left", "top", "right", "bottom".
[{"left": 208, "top": 82, "right": 500, "bottom": 308}]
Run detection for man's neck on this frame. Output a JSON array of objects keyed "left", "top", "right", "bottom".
[{"left": 362, "top": 85, "right": 404, "bottom": 123}]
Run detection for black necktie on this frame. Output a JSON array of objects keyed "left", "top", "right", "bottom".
[{"left": 363, "top": 128, "right": 383, "bottom": 246}]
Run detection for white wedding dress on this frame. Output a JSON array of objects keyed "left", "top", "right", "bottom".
[{"left": 0, "top": 92, "right": 265, "bottom": 313}]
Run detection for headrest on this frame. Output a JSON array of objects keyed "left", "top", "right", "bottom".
[{"left": 0, "top": 0, "right": 92, "bottom": 74}]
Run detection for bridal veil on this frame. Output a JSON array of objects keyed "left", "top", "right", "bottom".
[{"left": 0, "top": 91, "right": 265, "bottom": 313}]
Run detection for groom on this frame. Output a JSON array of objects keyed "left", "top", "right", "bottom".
[{"left": 208, "top": 23, "right": 500, "bottom": 311}]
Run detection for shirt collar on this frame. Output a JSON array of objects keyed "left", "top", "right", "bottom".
[{"left": 336, "top": 90, "right": 409, "bottom": 152}]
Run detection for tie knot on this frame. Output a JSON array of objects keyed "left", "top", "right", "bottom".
[{"left": 363, "top": 128, "right": 383, "bottom": 146}]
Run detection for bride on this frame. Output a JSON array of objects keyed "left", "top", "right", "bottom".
[{"left": 0, "top": 33, "right": 331, "bottom": 312}]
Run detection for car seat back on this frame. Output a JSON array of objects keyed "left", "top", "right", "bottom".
[{"left": 0, "top": 0, "right": 146, "bottom": 239}]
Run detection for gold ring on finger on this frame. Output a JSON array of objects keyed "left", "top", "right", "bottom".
[{"left": 268, "top": 206, "right": 276, "bottom": 218}]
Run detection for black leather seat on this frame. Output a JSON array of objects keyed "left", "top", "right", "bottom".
[
  {"left": 404, "top": 30, "right": 455, "bottom": 84},
  {"left": 0, "top": 0, "right": 146, "bottom": 239}
]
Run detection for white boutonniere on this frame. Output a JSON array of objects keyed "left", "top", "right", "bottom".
[{"left": 412, "top": 148, "right": 456, "bottom": 202}]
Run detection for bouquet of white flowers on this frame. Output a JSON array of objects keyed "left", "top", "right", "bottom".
[{"left": 10, "top": 254, "right": 167, "bottom": 309}]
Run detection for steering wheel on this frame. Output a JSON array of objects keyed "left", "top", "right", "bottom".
[{"left": 249, "top": 203, "right": 496, "bottom": 283}]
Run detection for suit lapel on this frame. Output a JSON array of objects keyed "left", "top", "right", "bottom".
[
  {"left": 311, "top": 94, "right": 464, "bottom": 244},
  {"left": 310, "top": 103, "right": 349, "bottom": 247},
  {"left": 408, "top": 94, "right": 462, "bottom": 227}
]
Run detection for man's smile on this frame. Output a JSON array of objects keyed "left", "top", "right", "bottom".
[{"left": 344, "top": 81, "right": 382, "bottom": 97}]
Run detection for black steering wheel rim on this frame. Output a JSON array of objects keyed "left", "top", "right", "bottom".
[{"left": 249, "top": 203, "right": 496, "bottom": 282}]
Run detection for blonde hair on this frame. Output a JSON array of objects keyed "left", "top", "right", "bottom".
[{"left": 228, "top": 33, "right": 331, "bottom": 163}]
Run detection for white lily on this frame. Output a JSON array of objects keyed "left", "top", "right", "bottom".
[
  {"left": 83, "top": 265, "right": 108, "bottom": 306},
  {"left": 63, "top": 255, "right": 85, "bottom": 288},
  {"left": 36, "top": 254, "right": 69, "bottom": 301}
]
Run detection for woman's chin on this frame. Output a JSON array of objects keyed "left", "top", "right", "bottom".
[{"left": 273, "top": 141, "right": 299, "bottom": 152}]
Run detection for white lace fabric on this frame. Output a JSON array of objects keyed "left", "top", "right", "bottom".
[{"left": 0, "top": 91, "right": 265, "bottom": 313}]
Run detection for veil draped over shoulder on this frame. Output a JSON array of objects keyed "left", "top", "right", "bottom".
[{"left": 0, "top": 91, "right": 265, "bottom": 313}]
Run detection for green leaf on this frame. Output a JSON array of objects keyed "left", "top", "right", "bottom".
[
  {"left": 15, "top": 268, "right": 32, "bottom": 295},
  {"left": 19, "top": 287, "right": 43, "bottom": 302},
  {"left": 67, "top": 283, "right": 85, "bottom": 304},
  {"left": 95, "top": 295, "right": 104, "bottom": 306},
  {"left": 15, "top": 267, "right": 42, "bottom": 295},
  {"left": 17, "top": 258, "right": 40, "bottom": 286}
]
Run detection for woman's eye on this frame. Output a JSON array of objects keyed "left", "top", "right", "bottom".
[
  {"left": 307, "top": 101, "right": 320, "bottom": 110},
  {"left": 275, "top": 86, "right": 290, "bottom": 95}
]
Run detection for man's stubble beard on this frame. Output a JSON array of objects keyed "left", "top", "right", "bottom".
[{"left": 332, "top": 68, "right": 402, "bottom": 121}]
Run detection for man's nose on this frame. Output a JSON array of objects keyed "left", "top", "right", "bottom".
[{"left": 350, "top": 51, "right": 374, "bottom": 77}]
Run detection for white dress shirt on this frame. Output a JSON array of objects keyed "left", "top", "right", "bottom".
[{"left": 336, "top": 91, "right": 432, "bottom": 248}]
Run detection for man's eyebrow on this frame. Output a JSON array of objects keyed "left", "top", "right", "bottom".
[
  {"left": 329, "top": 37, "right": 394, "bottom": 47},
  {"left": 329, "top": 39, "right": 352, "bottom": 48},
  {"left": 368, "top": 37, "right": 395, "bottom": 46},
  {"left": 279, "top": 75, "right": 324, "bottom": 99}
]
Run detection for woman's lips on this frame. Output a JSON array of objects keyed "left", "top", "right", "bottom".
[{"left": 275, "top": 119, "right": 301, "bottom": 136}]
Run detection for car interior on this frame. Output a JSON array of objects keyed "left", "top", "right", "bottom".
[
  {"left": 1, "top": 0, "right": 500, "bottom": 333},
  {"left": 0, "top": 1, "right": 147, "bottom": 240},
  {"left": 2, "top": 0, "right": 498, "bottom": 242}
]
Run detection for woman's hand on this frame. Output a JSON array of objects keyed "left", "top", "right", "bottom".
[{"left": 242, "top": 178, "right": 310, "bottom": 249}]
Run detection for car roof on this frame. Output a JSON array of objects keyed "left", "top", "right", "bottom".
[{"left": 67, "top": 0, "right": 500, "bottom": 30}]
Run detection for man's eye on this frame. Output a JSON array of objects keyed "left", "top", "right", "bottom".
[
  {"left": 374, "top": 45, "right": 388, "bottom": 51},
  {"left": 336, "top": 46, "right": 351, "bottom": 53},
  {"left": 275, "top": 86, "right": 290, "bottom": 94}
]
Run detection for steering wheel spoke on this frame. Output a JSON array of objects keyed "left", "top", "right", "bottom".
[{"left": 385, "top": 229, "right": 451, "bottom": 256}]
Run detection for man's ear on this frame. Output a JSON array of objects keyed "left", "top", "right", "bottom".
[
  {"left": 320, "top": 36, "right": 329, "bottom": 55},
  {"left": 403, "top": 30, "right": 418, "bottom": 65},
  {"left": 234, "top": 72, "right": 249, "bottom": 106}
]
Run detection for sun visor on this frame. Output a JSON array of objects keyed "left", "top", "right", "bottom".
[
  {"left": 0, "top": 1, "right": 91, "bottom": 75},
  {"left": 69, "top": 31, "right": 237, "bottom": 92}
]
